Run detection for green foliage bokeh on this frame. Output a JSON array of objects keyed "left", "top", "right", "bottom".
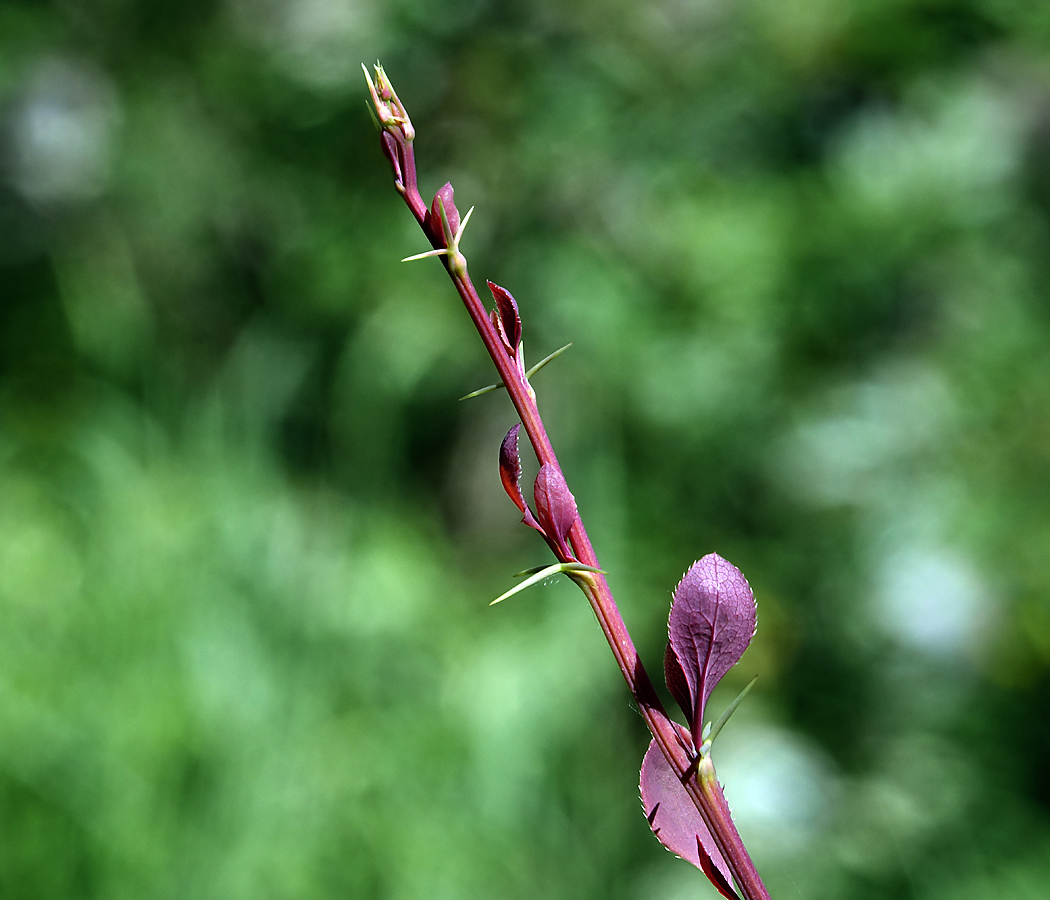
[{"left": 2, "top": 1, "right": 1050, "bottom": 898}]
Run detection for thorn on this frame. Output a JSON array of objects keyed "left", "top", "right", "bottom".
[
  {"left": 490, "top": 562, "right": 605, "bottom": 605},
  {"left": 491, "top": 563, "right": 564, "bottom": 605},
  {"left": 454, "top": 205, "right": 474, "bottom": 245},
  {"left": 459, "top": 342, "right": 572, "bottom": 401},
  {"left": 525, "top": 342, "right": 572, "bottom": 379},
  {"left": 458, "top": 382, "right": 501, "bottom": 401},
  {"left": 514, "top": 563, "right": 603, "bottom": 577},
  {"left": 706, "top": 675, "right": 758, "bottom": 747},
  {"left": 402, "top": 247, "right": 449, "bottom": 263},
  {"left": 403, "top": 205, "right": 474, "bottom": 265}
]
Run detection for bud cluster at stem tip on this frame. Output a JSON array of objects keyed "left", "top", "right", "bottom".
[{"left": 362, "top": 62, "right": 414, "bottom": 141}]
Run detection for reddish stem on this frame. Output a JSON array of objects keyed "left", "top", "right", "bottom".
[{"left": 365, "top": 64, "right": 770, "bottom": 900}]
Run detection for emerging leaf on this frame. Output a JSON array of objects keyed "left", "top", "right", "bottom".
[
  {"left": 639, "top": 738, "right": 738, "bottom": 898},
  {"left": 498, "top": 424, "right": 543, "bottom": 533},
  {"left": 487, "top": 281, "right": 522, "bottom": 353},
  {"left": 428, "top": 182, "right": 460, "bottom": 246},
  {"left": 488, "top": 308, "right": 504, "bottom": 343},
  {"left": 664, "top": 640, "right": 693, "bottom": 738},
  {"left": 533, "top": 464, "right": 578, "bottom": 558},
  {"left": 379, "top": 131, "right": 404, "bottom": 187},
  {"left": 665, "top": 554, "right": 756, "bottom": 732}
]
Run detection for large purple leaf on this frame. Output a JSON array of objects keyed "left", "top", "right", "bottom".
[
  {"left": 665, "top": 554, "right": 756, "bottom": 731},
  {"left": 640, "top": 738, "right": 738, "bottom": 898},
  {"left": 533, "top": 464, "right": 577, "bottom": 558},
  {"left": 498, "top": 425, "right": 543, "bottom": 533}
]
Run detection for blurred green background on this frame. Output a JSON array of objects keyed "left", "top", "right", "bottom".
[{"left": 2, "top": 1, "right": 1050, "bottom": 898}]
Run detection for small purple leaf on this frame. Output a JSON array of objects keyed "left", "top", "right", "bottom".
[
  {"left": 487, "top": 281, "right": 522, "bottom": 352},
  {"left": 664, "top": 642, "right": 693, "bottom": 738},
  {"left": 492, "top": 309, "right": 512, "bottom": 353},
  {"left": 666, "top": 554, "right": 756, "bottom": 730},
  {"left": 498, "top": 425, "right": 543, "bottom": 533},
  {"left": 488, "top": 308, "right": 503, "bottom": 339},
  {"left": 697, "top": 837, "right": 744, "bottom": 900},
  {"left": 428, "top": 182, "right": 460, "bottom": 245},
  {"left": 533, "top": 464, "right": 578, "bottom": 558},
  {"left": 379, "top": 131, "right": 404, "bottom": 187},
  {"left": 640, "top": 739, "right": 736, "bottom": 893}
]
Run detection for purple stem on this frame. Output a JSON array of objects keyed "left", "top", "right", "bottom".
[{"left": 365, "top": 64, "right": 770, "bottom": 900}]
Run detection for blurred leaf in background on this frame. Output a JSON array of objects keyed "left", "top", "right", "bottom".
[{"left": 2, "top": 1, "right": 1050, "bottom": 898}]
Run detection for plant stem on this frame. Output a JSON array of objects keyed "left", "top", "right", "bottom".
[{"left": 365, "top": 63, "right": 770, "bottom": 900}]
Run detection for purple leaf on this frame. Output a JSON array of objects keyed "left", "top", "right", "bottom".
[
  {"left": 697, "top": 837, "right": 744, "bottom": 900},
  {"left": 664, "top": 641, "right": 693, "bottom": 738},
  {"left": 533, "top": 464, "right": 578, "bottom": 558},
  {"left": 498, "top": 425, "right": 543, "bottom": 533},
  {"left": 379, "top": 131, "right": 404, "bottom": 187},
  {"left": 487, "top": 281, "right": 521, "bottom": 353},
  {"left": 491, "top": 307, "right": 512, "bottom": 354},
  {"left": 640, "top": 738, "right": 737, "bottom": 896},
  {"left": 666, "top": 554, "right": 756, "bottom": 731},
  {"left": 428, "top": 182, "right": 460, "bottom": 245}
]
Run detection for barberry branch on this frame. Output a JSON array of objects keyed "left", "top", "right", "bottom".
[{"left": 363, "top": 62, "right": 771, "bottom": 900}]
